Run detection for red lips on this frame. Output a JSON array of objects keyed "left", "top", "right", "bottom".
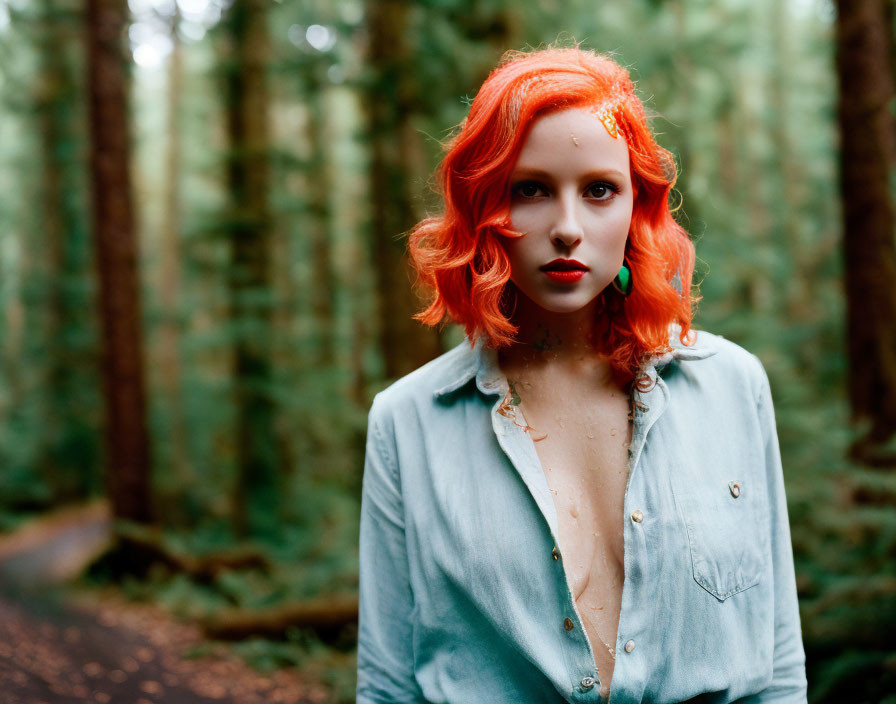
[
  {"left": 540, "top": 259, "right": 588, "bottom": 284},
  {"left": 540, "top": 259, "right": 589, "bottom": 272}
]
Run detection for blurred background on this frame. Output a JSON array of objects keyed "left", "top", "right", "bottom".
[{"left": 0, "top": 0, "right": 894, "bottom": 702}]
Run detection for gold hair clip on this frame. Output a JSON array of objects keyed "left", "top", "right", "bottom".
[{"left": 598, "top": 110, "right": 619, "bottom": 139}]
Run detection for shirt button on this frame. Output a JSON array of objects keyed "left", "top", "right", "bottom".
[
  {"left": 631, "top": 509, "right": 643, "bottom": 523},
  {"left": 729, "top": 480, "right": 741, "bottom": 498},
  {"left": 624, "top": 639, "right": 635, "bottom": 653},
  {"left": 552, "top": 546, "right": 561, "bottom": 560},
  {"left": 564, "top": 617, "right": 575, "bottom": 631},
  {"left": 580, "top": 676, "right": 596, "bottom": 690}
]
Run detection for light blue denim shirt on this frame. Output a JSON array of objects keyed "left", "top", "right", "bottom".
[{"left": 357, "top": 329, "right": 807, "bottom": 704}]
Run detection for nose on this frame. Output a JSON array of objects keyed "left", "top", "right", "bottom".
[{"left": 549, "top": 193, "right": 584, "bottom": 248}]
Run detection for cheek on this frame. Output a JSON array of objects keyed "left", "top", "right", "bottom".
[
  {"left": 500, "top": 235, "right": 534, "bottom": 272},
  {"left": 586, "top": 206, "right": 633, "bottom": 248},
  {"left": 613, "top": 210, "right": 633, "bottom": 243},
  {"left": 610, "top": 199, "right": 635, "bottom": 241},
  {"left": 508, "top": 204, "right": 543, "bottom": 235}
]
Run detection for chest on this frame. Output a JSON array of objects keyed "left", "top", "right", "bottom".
[{"left": 513, "top": 381, "right": 633, "bottom": 594}]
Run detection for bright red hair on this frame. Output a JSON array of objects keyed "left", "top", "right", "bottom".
[{"left": 408, "top": 47, "right": 698, "bottom": 379}]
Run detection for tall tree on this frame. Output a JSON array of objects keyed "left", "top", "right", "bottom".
[
  {"left": 363, "top": 0, "right": 442, "bottom": 380},
  {"left": 768, "top": 0, "right": 807, "bottom": 314},
  {"left": 85, "top": 0, "right": 152, "bottom": 521},
  {"left": 35, "top": 0, "right": 99, "bottom": 503},
  {"left": 220, "top": 0, "right": 281, "bottom": 537},
  {"left": 835, "top": 0, "right": 896, "bottom": 462},
  {"left": 157, "top": 4, "right": 193, "bottom": 499},
  {"left": 305, "top": 80, "right": 336, "bottom": 368}
]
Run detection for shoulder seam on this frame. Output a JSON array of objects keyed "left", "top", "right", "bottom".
[{"left": 369, "top": 400, "right": 403, "bottom": 497}]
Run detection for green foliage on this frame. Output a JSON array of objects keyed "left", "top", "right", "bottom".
[
  {"left": 0, "top": 0, "right": 102, "bottom": 511},
  {"left": 232, "top": 636, "right": 358, "bottom": 704}
]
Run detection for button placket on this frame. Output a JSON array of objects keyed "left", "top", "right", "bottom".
[{"left": 580, "top": 675, "right": 596, "bottom": 691}]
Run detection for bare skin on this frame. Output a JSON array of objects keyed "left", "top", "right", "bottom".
[
  {"left": 499, "top": 304, "right": 632, "bottom": 700},
  {"left": 498, "top": 107, "right": 636, "bottom": 698}
]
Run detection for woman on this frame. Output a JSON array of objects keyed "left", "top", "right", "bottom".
[{"left": 356, "top": 47, "right": 807, "bottom": 704}]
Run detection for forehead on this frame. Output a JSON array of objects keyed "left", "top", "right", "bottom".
[{"left": 513, "top": 107, "right": 630, "bottom": 174}]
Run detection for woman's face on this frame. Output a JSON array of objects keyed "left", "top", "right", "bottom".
[{"left": 501, "top": 107, "right": 634, "bottom": 316}]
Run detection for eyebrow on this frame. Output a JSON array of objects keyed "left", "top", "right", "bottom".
[{"left": 510, "top": 167, "right": 628, "bottom": 181}]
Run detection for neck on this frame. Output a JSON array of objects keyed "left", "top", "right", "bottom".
[
  {"left": 498, "top": 293, "right": 623, "bottom": 391},
  {"left": 510, "top": 293, "right": 598, "bottom": 360}
]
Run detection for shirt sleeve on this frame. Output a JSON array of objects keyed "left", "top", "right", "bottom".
[
  {"left": 745, "top": 356, "right": 808, "bottom": 703},
  {"left": 356, "top": 396, "right": 425, "bottom": 704}
]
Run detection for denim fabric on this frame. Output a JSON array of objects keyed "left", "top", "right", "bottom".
[{"left": 356, "top": 329, "right": 808, "bottom": 704}]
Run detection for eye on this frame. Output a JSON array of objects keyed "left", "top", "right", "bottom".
[
  {"left": 586, "top": 181, "right": 619, "bottom": 201},
  {"left": 512, "top": 181, "right": 546, "bottom": 199}
]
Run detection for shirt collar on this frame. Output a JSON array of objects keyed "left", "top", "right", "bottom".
[
  {"left": 433, "top": 335, "right": 504, "bottom": 400},
  {"left": 654, "top": 324, "right": 718, "bottom": 369},
  {"left": 432, "top": 325, "right": 716, "bottom": 400}
]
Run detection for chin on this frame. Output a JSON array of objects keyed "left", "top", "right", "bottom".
[
  {"left": 542, "top": 303, "right": 597, "bottom": 315},
  {"left": 511, "top": 279, "right": 612, "bottom": 317},
  {"left": 528, "top": 294, "right": 601, "bottom": 315}
]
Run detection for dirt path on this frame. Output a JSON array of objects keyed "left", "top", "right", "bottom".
[{"left": 0, "top": 504, "right": 333, "bottom": 704}]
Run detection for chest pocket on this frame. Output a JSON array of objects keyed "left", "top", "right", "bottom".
[{"left": 671, "top": 470, "right": 767, "bottom": 601}]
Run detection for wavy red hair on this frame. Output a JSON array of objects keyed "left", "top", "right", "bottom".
[{"left": 408, "top": 47, "right": 698, "bottom": 379}]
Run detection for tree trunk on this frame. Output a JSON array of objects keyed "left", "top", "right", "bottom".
[
  {"left": 158, "top": 6, "right": 193, "bottom": 504},
  {"left": 886, "top": 0, "right": 896, "bottom": 164},
  {"left": 85, "top": 0, "right": 152, "bottom": 522},
  {"left": 306, "top": 86, "right": 336, "bottom": 367},
  {"left": 36, "top": 0, "right": 72, "bottom": 502},
  {"left": 768, "top": 0, "right": 816, "bottom": 325},
  {"left": 668, "top": 0, "right": 703, "bottom": 238},
  {"left": 220, "top": 0, "right": 280, "bottom": 537},
  {"left": 363, "top": 0, "right": 442, "bottom": 380},
  {"left": 29, "top": 0, "right": 102, "bottom": 505},
  {"left": 835, "top": 0, "right": 896, "bottom": 460}
]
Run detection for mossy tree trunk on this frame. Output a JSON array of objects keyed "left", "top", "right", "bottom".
[
  {"left": 220, "top": 0, "right": 281, "bottom": 537},
  {"left": 157, "top": 3, "right": 193, "bottom": 506},
  {"left": 35, "top": 0, "right": 100, "bottom": 503},
  {"left": 85, "top": 0, "right": 152, "bottom": 522},
  {"left": 363, "top": 0, "right": 442, "bottom": 380},
  {"left": 835, "top": 0, "right": 896, "bottom": 461}
]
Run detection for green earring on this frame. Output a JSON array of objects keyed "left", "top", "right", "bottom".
[{"left": 612, "top": 263, "right": 632, "bottom": 296}]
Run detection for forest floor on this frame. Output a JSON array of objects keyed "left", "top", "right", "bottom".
[{"left": 0, "top": 503, "right": 332, "bottom": 704}]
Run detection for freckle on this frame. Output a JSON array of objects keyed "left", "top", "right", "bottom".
[{"left": 570, "top": 504, "right": 579, "bottom": 518}]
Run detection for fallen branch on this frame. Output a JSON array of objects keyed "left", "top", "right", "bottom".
[
  {"left": 88, "top": 522, "right": 271, "bottom": 582},
  {"left": 201, "top": 593, "right": 359, "bottom": 641}
]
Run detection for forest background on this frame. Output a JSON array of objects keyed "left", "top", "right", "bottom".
[{"left": 1, "top": 0, "right": 895, "bottom": 702}]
